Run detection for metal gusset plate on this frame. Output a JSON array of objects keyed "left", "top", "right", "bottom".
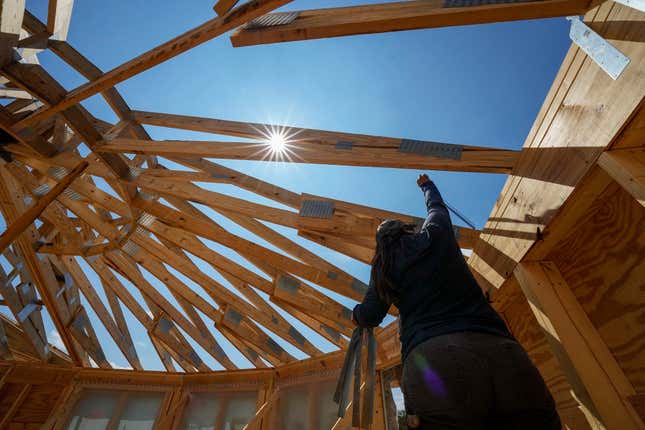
[
  {"left": 567, "top": 16, "right": 630, "bottom": 80},
  {"left": 299, "top": 199, "right": 335, "bottom": 219},
  {"left": 245, "top": 11, "right": 299, "bottom": 30},
  {"left": 399, "top": 139, "right": 463, "bottom": 160}
]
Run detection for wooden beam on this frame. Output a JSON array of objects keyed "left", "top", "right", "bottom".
[
  {"left": 214, "top": 0, "right": 239, "bottom": 16},
  {"left": 21, "top": 10, "right": 155, "bottom": 156},
  {"left": 243, "top": 388, "right": 280, "bottom": 430},
  {"left": 127, "top": 229, "right": 323, "bottom": 357},
  {"left": 46, "top": 0, "right": 73, "bottom": 41},
  {"left": 598, "top": 148, "right": 645, "bottom": 207},
  {"left": 15, "top": 0, "right": 294, "bottom": 128},
  {"left": 0, "top": 105, "right": 57, "bottom": 157},
  {"left": 59, "top": 255, "right": 143, "bottom": 370},
  {"left": 0, "top": 266, "right": 49, "bottom": 360},
  {"left": 103, "top": 136, "right": 518, "bottom": 173},
  {"left": 1, "top": 62, "right": 138, "bottom": 201},
  {"left": 133, "top": 197, "right": 366, "bottom": 305},
  {"left": 467, "top": 3, "right": 645, "bottom": 291},
  {"left": 0, "top": 167, "right": 82, "bottom": 363},
  {"left": 0, "top": 87, "right": 31, "bottom": 99},
  {"left": 217, "top": 306, "right": 294, "bottom": 364},
  {"left": 229, "top": 0, "right": 591, "bottom": 47},
  {"left": 103, "top": 249, "right": 236, "bottom": 369},
  {"left": 0, "top": 383, "right": 31, "bottom": 429},
  {"left": 514, "top": 261, "right": 643, "bottom": 429},
  {"left": 0, "top": 160, "right": 87, "bottom": 254},
  {"left": 0, "top": 0, "right": 25, "bottom": 65},
  {"left": 67, "top": 307, "right": 111, "bottom": 369}
]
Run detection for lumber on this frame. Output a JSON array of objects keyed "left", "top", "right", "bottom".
[
  {"left": 243, "top": 388, "right": 280, "bottom": 430},
  {"left": 0, "top": 160, "right": 87, "bottom": 254},
  {"left": 0, "top": 166, "right": 82, "bottom": 363},
  {"left": 132, "top": 197, "right": 368, "bottom": 302},
  {"left": 46, "top": 0, "right": 73, "bottom": 41},
  {"left": 0, "top": 105, "right": 57, "bottom": 156},
  {"left": 15, "top": 0, "right": 295, "bottom": 128},
  {"left": 102, "top": 137, "right": 519, "bottom": 173},
  {"left": 132, "top": 111, "right": 517, "bottom": 175},
  {"left": 598, "top": 148, "right": 645, "bottom": 207},
  {"left": 0, "top": 87, "right": 31, "bottom": 99},
  {"left": 467, "top": 3, "right": 645, "bottom": 291},
  {"left": 0, "top": 383, "right": 31, "bottom": 429},
  {"left": 59, "top": 255, "right": 143, "bottom": 370},
  {"left": 229, "top": 0, "right": 591, "bottom": 47},
  {"left": 514, "top": 261, "right": 643, "bottom": 429},
  {"left": 214, "top": 0, "right": 239, "bottom": 16},
  {"left": 0, "top": 0, "right": 25, "bottom": 65}
]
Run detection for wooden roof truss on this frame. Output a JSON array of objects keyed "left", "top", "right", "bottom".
[{"left": 0, "top": 0, "right": 621, "bottom": 371}]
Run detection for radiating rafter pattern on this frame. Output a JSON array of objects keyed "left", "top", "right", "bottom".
[{"left": 0, "top": 0, "right": 601, "bottom": 372}]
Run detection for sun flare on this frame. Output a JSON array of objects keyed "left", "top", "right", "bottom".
[{"left": 267, "top": 131, "right": 287, "bottom": 153}]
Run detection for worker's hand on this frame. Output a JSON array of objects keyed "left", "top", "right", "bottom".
[
  {"left": 407, "top": 414, "right": 421, "bottom": 428},
  {"left": 417, "top": 173, "right": 430, "bottom": 187}
]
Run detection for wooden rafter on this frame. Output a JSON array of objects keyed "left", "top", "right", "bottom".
[
  {"left": 14, "top": 0, "right": 295, "bottom": 129},
  {"left": 229, "top": 0, "right": 592, "bottom": 47}
]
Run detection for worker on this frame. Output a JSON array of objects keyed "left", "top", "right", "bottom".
[{"left": 352, "top": 174, "right": 561, "bottom": 430}]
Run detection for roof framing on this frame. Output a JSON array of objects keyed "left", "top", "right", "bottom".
[{"left": 0, "top": 0, "right": 640, "bottom": 386}]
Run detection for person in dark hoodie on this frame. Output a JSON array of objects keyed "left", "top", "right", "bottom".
[{"left": 352, "top": 174, "right": 560, "bottom": 430}]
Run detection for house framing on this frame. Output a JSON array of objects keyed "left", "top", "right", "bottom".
[{"left": 0, "top": 0, "right": 642, "bottom": 429}]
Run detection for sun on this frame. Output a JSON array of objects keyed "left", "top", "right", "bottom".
[{"left": 267, "top": 131, "right": 287, "bottom": 153}]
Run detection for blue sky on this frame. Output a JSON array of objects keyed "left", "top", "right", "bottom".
[{"left": 4, "top": 0, "right": 572, "bottom": 370}]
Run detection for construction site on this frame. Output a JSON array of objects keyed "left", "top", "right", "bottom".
[{"left": 0, "top": 0, "right": 642, "bottom": 429}]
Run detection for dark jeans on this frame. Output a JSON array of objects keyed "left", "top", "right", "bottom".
[{"left": 402, "top": 331, "right": 561, "bottom": 430}]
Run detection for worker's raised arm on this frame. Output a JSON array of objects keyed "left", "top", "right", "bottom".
[
  {"left": 353, "top": 279, "right": 390, "bottom": 328},
  {"left": 417, "top": 174, "right": 451, "bottom": 232}
]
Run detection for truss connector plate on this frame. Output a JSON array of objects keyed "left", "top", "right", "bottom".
[
  {"left": 276, "top": 275, "right": 301, "bottom": 294},
  {"left": 567, "top": 16, "right": 630, "bottom": 80},
  {"left": 209, "top": 172, "right": 232, "bottom": 180},
  {"left": 288, "top": 326, "right": 306, "bottom": 346},
  {"left": 321, "top": 325, "right": 341, "bottom": 342},
  {"left": 157, "top": 317, "right": 173, "bottom": 334},
  {"left": 336, "top": 141, "right": 354, "bottom": 150},
  {"left": 121, "top": 240, "right": 140, "bottom": 256},
  {"left": 62, "top": 188, "right": 82, "bottom": 201},
  {"left": 399, "top": 139, "right": 463, "bottom": 160},
  {"left": 47, "top": 166, "right": 70, "bottom": 181},
  {"left": 189, "top": 350, "right": 203, "bottom": 366},
  {"left": 224, "top": 308, "right": 243, "bottom": 326},
  {"left": 245, "top": 347, "right": 259, "bottom": 361},
  {"left": 266, "top": 337, "right": 284, "bottom": 355},
  {"left": 245, "top": 11, "right": 299, "bottom": 30},
  {"left": 17, "top": 301, "right": 41, "bottom": 322},
  {"left": 351, "top": 279, "right": 368, "bottom": 296},
  {"left": 32, "top": 183, "right": 51, "bottom": 198},
  {"left": 299, "top": 199, "right": 335, "bottom": 219}
]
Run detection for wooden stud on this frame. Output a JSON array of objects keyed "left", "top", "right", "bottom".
[
  {"left": 514, "top": 261, "right": 643, "bottom": 429},
  {"left": 46, "top": 0, "right": 73, "bottom": 41},
  {"left": 598, "top": 148, "right": 645, "bottom": 207},
  {"left": 0, "top": 383, "right": 31, "bottom": 429}
]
